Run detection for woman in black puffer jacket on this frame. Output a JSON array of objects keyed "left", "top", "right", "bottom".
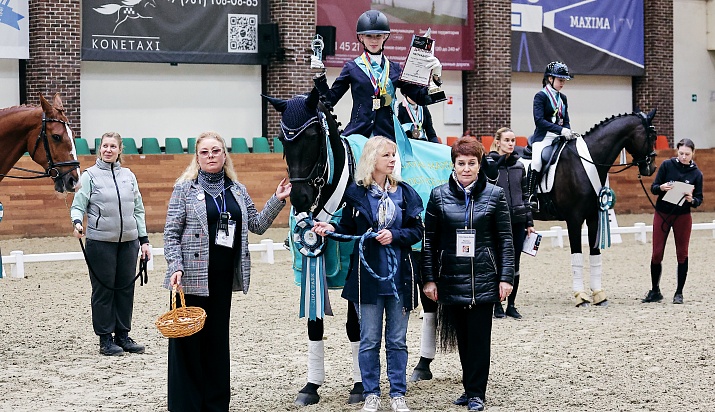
[
  {"left": 489, "top": 127, "right": 535, "bottom": 319},
  {"left": 422, "top": 137, "right": 514, "bottom": 412}
]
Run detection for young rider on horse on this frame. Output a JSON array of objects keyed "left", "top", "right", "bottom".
[
  {"left": 310, "top": 10, "right": 442, "bottom": 152},
  {"left": 526, "top": 61, "right": 575, "bottom": 207}
]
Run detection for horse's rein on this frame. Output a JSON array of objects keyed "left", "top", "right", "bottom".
[{"left": 1, "top": 113, "right": 80, "bottom": 180}]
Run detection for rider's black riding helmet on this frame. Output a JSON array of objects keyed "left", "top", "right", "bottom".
[
  {"left": 543, "top": 61, "right": 573, "bottom": 86},
  {"left": 356, "top": 10, "right": 391, "bottom": 35}
]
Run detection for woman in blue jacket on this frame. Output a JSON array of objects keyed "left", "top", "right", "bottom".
[{"left": 313, "top": 136, "right": 424, "bottom": 412}]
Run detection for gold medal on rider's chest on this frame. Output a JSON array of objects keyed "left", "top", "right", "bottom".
[{"left": 381, "top": 93, "right": 392, "bottom": 107}]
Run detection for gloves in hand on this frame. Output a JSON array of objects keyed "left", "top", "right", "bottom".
[
  {"left": 424, "top": 55, "right": 442, "bottom": 78},
  {"left": 561, "top": 127, "right": 574, "bottom": 139},
  {"left": 310, "top": 55, "right": 325, "bottom": 71}
]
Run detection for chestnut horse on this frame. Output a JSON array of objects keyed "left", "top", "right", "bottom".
[{"left": 0, "top": 93, "right": 80, "bottom": 192}]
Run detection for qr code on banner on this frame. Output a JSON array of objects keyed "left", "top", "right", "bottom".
[{"left": 228, "top": 14, "right": 257, "bottom": 53}]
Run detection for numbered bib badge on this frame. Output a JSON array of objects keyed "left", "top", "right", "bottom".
[
  {"left": 215, "top": 212, "right": 236, "bottom": 248},
  {"left": 456, "top": 229, "right": 476, "bottom": 258},
  {"left": 293, "top": 212, "right": 325, "bottom": 257}
]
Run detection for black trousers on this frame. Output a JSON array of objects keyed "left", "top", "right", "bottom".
[
  {"left": 85, "top": 239, "right": 139, "bottom": 336},
  {"left": 512, "top": 221, "right": 527, "bottom": 274},
  {"left": 167, "top": 264, "right": 234, "bottom": 412},
  {"left": 452, "top": 303, "right": 493, "bottom": 400}
]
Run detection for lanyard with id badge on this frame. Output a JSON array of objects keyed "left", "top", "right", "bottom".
[
  {"left": 212, "top": 191, "right": 236, "bottom": 248},
  {"left": 456, "top": 192, "right": 475, "bottom": 258}
]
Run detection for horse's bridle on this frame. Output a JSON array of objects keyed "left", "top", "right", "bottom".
[
  {"left": 633, "top": 112, "right": 658, "bottom": 172},
  {"left": 2, "top": 113, "right": 81, "bottom": 180},
  {"left": 280, "top": 110, "right": 334, "bottom": 212}
]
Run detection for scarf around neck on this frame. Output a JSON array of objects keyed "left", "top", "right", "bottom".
[
  {"left": 368, "top": 180, "right": 396, "bottom": 231},
  {"left": 452, "top": 171, "right": 478, "bottom": 196},
  {"left": 198, "top": 169, "right": 226, "bottom": 199}
]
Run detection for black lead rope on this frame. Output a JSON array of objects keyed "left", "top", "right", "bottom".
[{"left": 78, "top": 238, "right": 149, "bottom": 291}]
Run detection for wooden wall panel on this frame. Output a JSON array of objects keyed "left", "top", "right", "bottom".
[
  {"left": 0, "top": 154, "right": 290, "bottom": 238},
  {"left": 1, "top": 149, "right": 712, "bottom": 238}
]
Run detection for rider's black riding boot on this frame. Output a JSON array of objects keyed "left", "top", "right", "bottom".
[{"left": 527, "top": 170, "right": 541, "bottom": 210}]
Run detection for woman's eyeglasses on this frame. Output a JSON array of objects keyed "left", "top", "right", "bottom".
[{"left": 198, "top": 148, "right": 223, "bottom": 158}]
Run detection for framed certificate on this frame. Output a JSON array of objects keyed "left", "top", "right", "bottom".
[{"left": 399, "top": 34, "right": 435, "bottom": 86}]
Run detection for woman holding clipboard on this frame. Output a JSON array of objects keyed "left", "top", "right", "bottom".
[{"left": 642, "top": 138, "right": 703, "bottom": 305}]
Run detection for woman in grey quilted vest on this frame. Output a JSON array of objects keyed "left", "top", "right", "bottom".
[
  {"left": 70, "top": 132, "right": 152, "bottom": 356},
  {"left": 163, "top": 131, "right": 291, "bottom": 412}
]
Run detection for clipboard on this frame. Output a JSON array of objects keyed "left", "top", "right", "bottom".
[{"left": 662, "top": 181, "right": 694, "bottom": 206}]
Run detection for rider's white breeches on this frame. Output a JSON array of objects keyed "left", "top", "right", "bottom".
[{"left": 531, "top": 132, "right": 559, "bottom": 172}]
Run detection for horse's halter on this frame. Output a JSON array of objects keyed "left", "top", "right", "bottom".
[
  {"left": 280, "top": 109, "right": 335, "bottom": 212},
  {"left": 6, "top": 113, "right": 81, "bottom": 181}
]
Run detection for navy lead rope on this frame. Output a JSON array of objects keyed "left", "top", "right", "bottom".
[{"left": 306, "top": 219, "right": 400, "bottom": 300}]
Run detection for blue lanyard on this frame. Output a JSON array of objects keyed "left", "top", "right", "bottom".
[
  {"left": 463, "top": 191, "right": 471, "bottom": 229},
  {"left": 211, "top": 189, "right": 227, "bottom": 214}
]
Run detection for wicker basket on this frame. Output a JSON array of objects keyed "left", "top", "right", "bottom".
[{"left": 156, "top": 286, "right": 207, "bottom": 338}]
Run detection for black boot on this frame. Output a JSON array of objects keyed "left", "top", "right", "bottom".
[
  {"left": 674, "top": 258, "right": 688, "bottom": 304},
  {"left": 99, "top": 334, "right": 124, "bottom": 356},
  {"left": 527, "top": 170, "right": 541, "bottom": 210},
  {"left": 643, "top": 263, "right": 664, "bottom": 303},
  {"left": 114, "top": 331, "right": 145, "bottom": 354},
  {"left": 493, "top": 303, "right": 506, "bottom": 318}
]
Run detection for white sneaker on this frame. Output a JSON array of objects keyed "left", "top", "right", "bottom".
[
  {"left": 362, "top": 394, "right": 381, "bottom": 412},
  {"left": 390, "top": 396, "right": 410, "bottom": 412}
]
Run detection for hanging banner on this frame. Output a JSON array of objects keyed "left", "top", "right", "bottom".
[
  {"left": 317, "top": 0, "right": 474, "bottom": 70},
  {"left": 0, "top": 0, "right": 29, "bottom": 59},
  {"left": 511, "top": 0, "right": 644, "bottom": 76},
  {"left": 82, "top": 0, "right": 268, "bottom": 64}
]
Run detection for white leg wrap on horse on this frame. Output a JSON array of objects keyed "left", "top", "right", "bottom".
[
  {"left": 571, "top": 253, "right": 584, "bottom": 292},
  {"left": 307, "top": 340, "right": 325, "bottom": 386},
  {"left": 420, "top": 312, "right": 437, "bottom": 359},
  {"left": 350, "top": 341, "right": 362, "bottom": 383},
  {"left": 589, "top": 254, "right": 603, "bottom": 291}
]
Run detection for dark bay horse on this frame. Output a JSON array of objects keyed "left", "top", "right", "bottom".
[
  {"left": 0, "top": 93, "right": 80, "bottom": 192},
  {"left": 530, "top": 110, "right": 657, "bottom": 306},
  {"left": 265, "top": 88, "right": 363, "bottom": 406}
]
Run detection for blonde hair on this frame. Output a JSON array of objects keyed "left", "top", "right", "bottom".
[
  {"left": 176, "top": 131, "right": 238, "bottom": 184},
  {"left": 99, "top": 132, "right": 123, "bottom": 163},
  {"left": 354, "top": 136, "right": 401, "bottom": 190},
  {"left": 493, "top": 127, "right": 514, "bottom": 153}
]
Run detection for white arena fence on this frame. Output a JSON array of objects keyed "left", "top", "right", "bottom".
[
  {"left": 1, "top": 239, "right": 287, "bottom": 279},
  {"left": 2, "top": 221, "right": 715, "bottom": 279}
]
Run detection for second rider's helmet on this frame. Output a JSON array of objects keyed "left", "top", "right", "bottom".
[
  {"left": 544, "top": 61, "right": 572, "bottom": 80},
  {"left": 356, "top": 10, "right": 391, "bottom": 35}
]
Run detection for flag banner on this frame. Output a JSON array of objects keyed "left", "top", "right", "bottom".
[
  {"left": 0, "top": 0, "right": 29, "bottom": 59},
  {"left": 82, "top": 0, "right": 269, "bottom": 64},
  {"left": 512, "top": 0, "right": 644, "bottom": 76}
]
